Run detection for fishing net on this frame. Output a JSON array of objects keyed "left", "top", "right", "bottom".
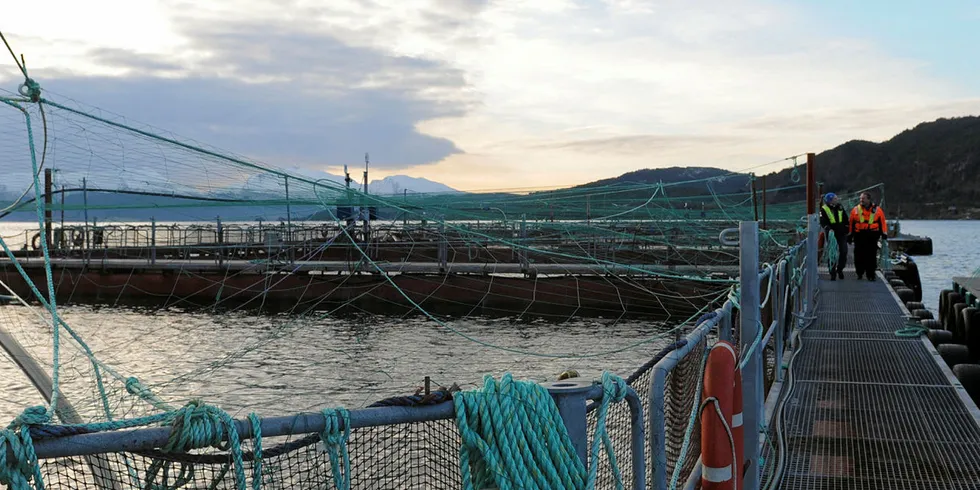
[{"left": 0, "top": 67, "right": 816, "bottom": 489}]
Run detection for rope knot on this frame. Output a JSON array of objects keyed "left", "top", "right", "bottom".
[
  {"left": 318, "top": 408, "right": 351, "bottom": 489},
  {"left": 125, "top": 376, "right": 147, "bottom": 396},
  {"left": 0, "top": 425, "right": 45, "bottom": 489},
  {"left": 17, "top": 78, "right": 41, "bottom": 102},
  {"left": 600, "top": 372, "right": 628, "bottom": 403},
  {"left": 10, "top": 406, "right": 50, "bottom": 429},
  {"left": 163, "top": 400, "right": 234, "bottom": 453}
]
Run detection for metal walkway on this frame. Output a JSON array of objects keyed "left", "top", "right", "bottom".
[{"left": 775, "top": 272, "right": 980, "bottom": 489}]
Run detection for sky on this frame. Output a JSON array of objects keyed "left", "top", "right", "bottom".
[{"left": 1, "top": 0, "right": 979, "bottom": 191}]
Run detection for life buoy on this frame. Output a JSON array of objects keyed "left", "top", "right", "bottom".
[
  {"left": 701, "top": 340, "right": 743, "bottom": 490},
  {"left": 30, "top": 233, "right": 41, "bottom": 251},
  {"left": 733, "top": 367, "right": 744, "bottom": 490}
]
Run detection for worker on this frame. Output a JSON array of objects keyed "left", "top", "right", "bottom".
[
  {"left": 819, "top": 192, "right": 849, "bottom": 280},
  {"left": 848, "top": 191, "right": 887, "bottom": 281}
]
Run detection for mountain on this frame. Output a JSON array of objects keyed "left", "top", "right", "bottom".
[
  {"left": 368, "top": 175, "right": 459, "bottom": 195},
  {"left": 574, "top": 166, "right": 752, "bottom": 198},
  {"left": 763, "top": 116, "right": 980, "bottom": 219},
  {"left": 577, "top": 116, "right": 980, "bottom": 219},
  {"left": 0, "top": 166, "right": 459, "bottom": 222}
]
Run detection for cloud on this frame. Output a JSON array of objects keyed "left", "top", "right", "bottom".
[
  {"left": 530, "top": 134, "right": 745, "bottom": 155},
  {"left": 2, "top": 0, "right": 978, "bottom": 191},
  {"left": 1, "top": 9, "right": 477, "bottom": 172}
]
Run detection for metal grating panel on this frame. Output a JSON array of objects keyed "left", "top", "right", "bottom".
[
  {"left": 809, "top": 312, "right": 909, "bottom": 332},
  {"left": 803, "top": 330, "right": 912, "bottom": 340},
  {"left": 780, "top": 438, "right": 980, "bottom": 489},
  {"left": 794, "top": 339, "right": 948, "bottom": 385},
  {"left": 783, "top": 382, "right": 980, "bottom": 443},
  {"left": 775, "top": 271, "right": 980, "bottom": 490},
  {"left": 819, "top": 293, "right": 904, "bottom": 315}
]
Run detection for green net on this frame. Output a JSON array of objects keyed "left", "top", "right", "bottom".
[{"left": 0, "top": 69, "right": 833, "bottom": 489}]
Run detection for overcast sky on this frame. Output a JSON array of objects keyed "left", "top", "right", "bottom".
[{"left": 2, "top": 0, "right": 979, "bottom": 190}]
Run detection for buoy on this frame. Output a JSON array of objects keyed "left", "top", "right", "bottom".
[
  {"left": 733, "top": 368, "right": 744, "bottom": 490},
  {"left": 905, "top": 301, "right": 925, "bottom": 311},
  {"left": 938, "top": 344, "right": 973, "bottom": 369},
  {"left": 927, "top": 329, "right": 955, "bottom": 346},
  {"left": 953, "top": 364, "right": 980, "bottom": 404},
  {"left": 945, "top": 293, "right": 965, "bottom": 330},
  {"left": 911, "top": 309, "right": 934, "bottom": 320},
  {"left": 953, "top": 303, "right": 969, "bottom": 343},
  {"left": 939, "top": 289, "right": 956, "bottom": 320},
  {"left": 963, "top": 307, "right": 980, "bottom": 356},
  {"left": 895, "top": 288, "right": 915, "bottom": 302},
  {"left": 701, "top": 341, "right": 737, "bottom": 490}
]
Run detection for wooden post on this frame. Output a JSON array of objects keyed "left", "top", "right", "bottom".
[
  {"left": 751, "top": 176, "right": 759, "bottom": 221},
  {"left": 762, "top": 174, "right": 768, "bottom": 230},
  {"left": 806, "top": 152, "right": 816, "bottom": 215}
]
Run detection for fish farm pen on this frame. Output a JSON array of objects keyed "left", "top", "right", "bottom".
[{"left": 0, "top": 58, "right": 978, "bottom": 490}]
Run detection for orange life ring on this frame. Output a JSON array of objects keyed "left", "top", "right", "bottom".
[
  {"left": 701, "top": 340, "right": 742, "bottom": 490},
  {"left": 733, "top": 366, "right": 744, "bottom": 490}
]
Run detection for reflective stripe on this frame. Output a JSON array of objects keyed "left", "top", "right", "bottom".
[
  {"left": 857, "top": 205, "right": 875, "bottom": 225},
  {"left": 732, "top": 412, "right": 743, "bottom": 428},
  {"left": 822, "top": 204, "right": 842, "bottom": 225},
  {"left": 714, "top": 342, "right": 737, "bottom": 363},
  {"left": 702, "top": 464, "right": 733, "bottom": 483}
]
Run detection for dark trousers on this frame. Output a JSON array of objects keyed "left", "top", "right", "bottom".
[
  {"left": 828, "top": 232, "right": 848, "bottom": 274},
  {"left": 852, "top": 232, "right": 879, "bottom": 279}
]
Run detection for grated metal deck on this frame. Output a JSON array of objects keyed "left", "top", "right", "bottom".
[{"left": 774, "top": 272, "right": 980, "bottom": 489}]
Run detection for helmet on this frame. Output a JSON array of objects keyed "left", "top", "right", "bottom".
[{"left": 824, "top": 192, "right": 837, "bottom": 204}]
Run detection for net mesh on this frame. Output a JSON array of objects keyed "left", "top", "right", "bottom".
[{"left": 0, "top": 74, "right": 819, "bottom": 490}]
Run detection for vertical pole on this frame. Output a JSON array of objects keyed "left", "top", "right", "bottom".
[
  {"left": 216, "top": 216, "right": 223, "bottom": 268},
  {"left": 82, "top": 177, "right": 89, "bottom": 253},
  {"left": 739, "top": 220, "right": 762, "bottom": 490},
  {"left": 284, "top": 176, "right": 293, "bottom": 264},
  {"left": 44, "top": 168, "right": 52, "bottom": 251},
  {"left": 806, "top": 152, "right": 816, "bottom": 215},
  {"left": 543, "top": 380, "right": 592, "bottom": 469},
  {"left": 438, "top": 221, "right": 448, "bottom": 272},
  {"left": 762, "top": 175, "right": 767, "bottom": 230},
  {"left": 806, "top": 213, "right": 819, "bottom": 316},
  {"left": 520, "top": 214, "right": 527, "bottom": 270},
  {"left": 751, "top": 176, "right": 758, "bottom": 222},
  {"left": 150, "top": 218, "right": 157, "bottom": 266},
  {"left": 59, "top": 185, "right": 65, "bottom": 249},
  {"left": 775, "top": 259, "right": 788, "bottom": 381}
]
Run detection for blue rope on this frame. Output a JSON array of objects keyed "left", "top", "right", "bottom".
[{"left": 319, "top": 408, "right": 351, "bottom": 490}]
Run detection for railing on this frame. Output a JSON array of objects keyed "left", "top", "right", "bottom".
[
  {"left": 647, "top": 216, "right": 818, "bottom": 490},
  {"left": 24, "top": 380, "right": 646, "bottom": 490},
  {"left": 3, "top": 217, "right": 818, "bottom": 490}
]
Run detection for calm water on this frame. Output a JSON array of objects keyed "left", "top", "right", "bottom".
[
  {"left": 896, "top": 220, "right": 980, "bottom": 313},
  {"left": 0, "top": 220, "right": 976, "bottom": 422}
]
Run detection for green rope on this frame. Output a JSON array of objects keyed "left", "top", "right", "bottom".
[
  {"left": 0, "top": 407, "right": 49, "bottom": 490},
  {"left": 318, "top": 408, "right": 351, "bottom": 490},
  {"left": 822, "top": 230, "right": 839, "bottom": 269},
  {"left": 895, "top": 319, "right": 929, "bottom": 338},
  {"left": 879, "top": 239, "right": 892, "bottom": 271},
  {"left": 453, "top": 372, "right": 627, "bottom": 490}
]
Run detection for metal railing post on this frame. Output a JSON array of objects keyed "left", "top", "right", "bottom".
[
  {"left": 775, "top": 259, "right": 789, "bottom": 381},
  {"left": 739, "top": 221, "right": 762, "bottom": 490},
  {"left": 543, "top": 380, "right": 592, "bottom": 468},
  {"left": 150, "top": 218, "right": 157, "bottom": 266},
  {"left": 806, "top": 214, "right": 819, "bottom": 316}
]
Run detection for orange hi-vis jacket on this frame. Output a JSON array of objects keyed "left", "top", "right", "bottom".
[{"left": 849, "top": 204, "right": 887, "bottom": 234}]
